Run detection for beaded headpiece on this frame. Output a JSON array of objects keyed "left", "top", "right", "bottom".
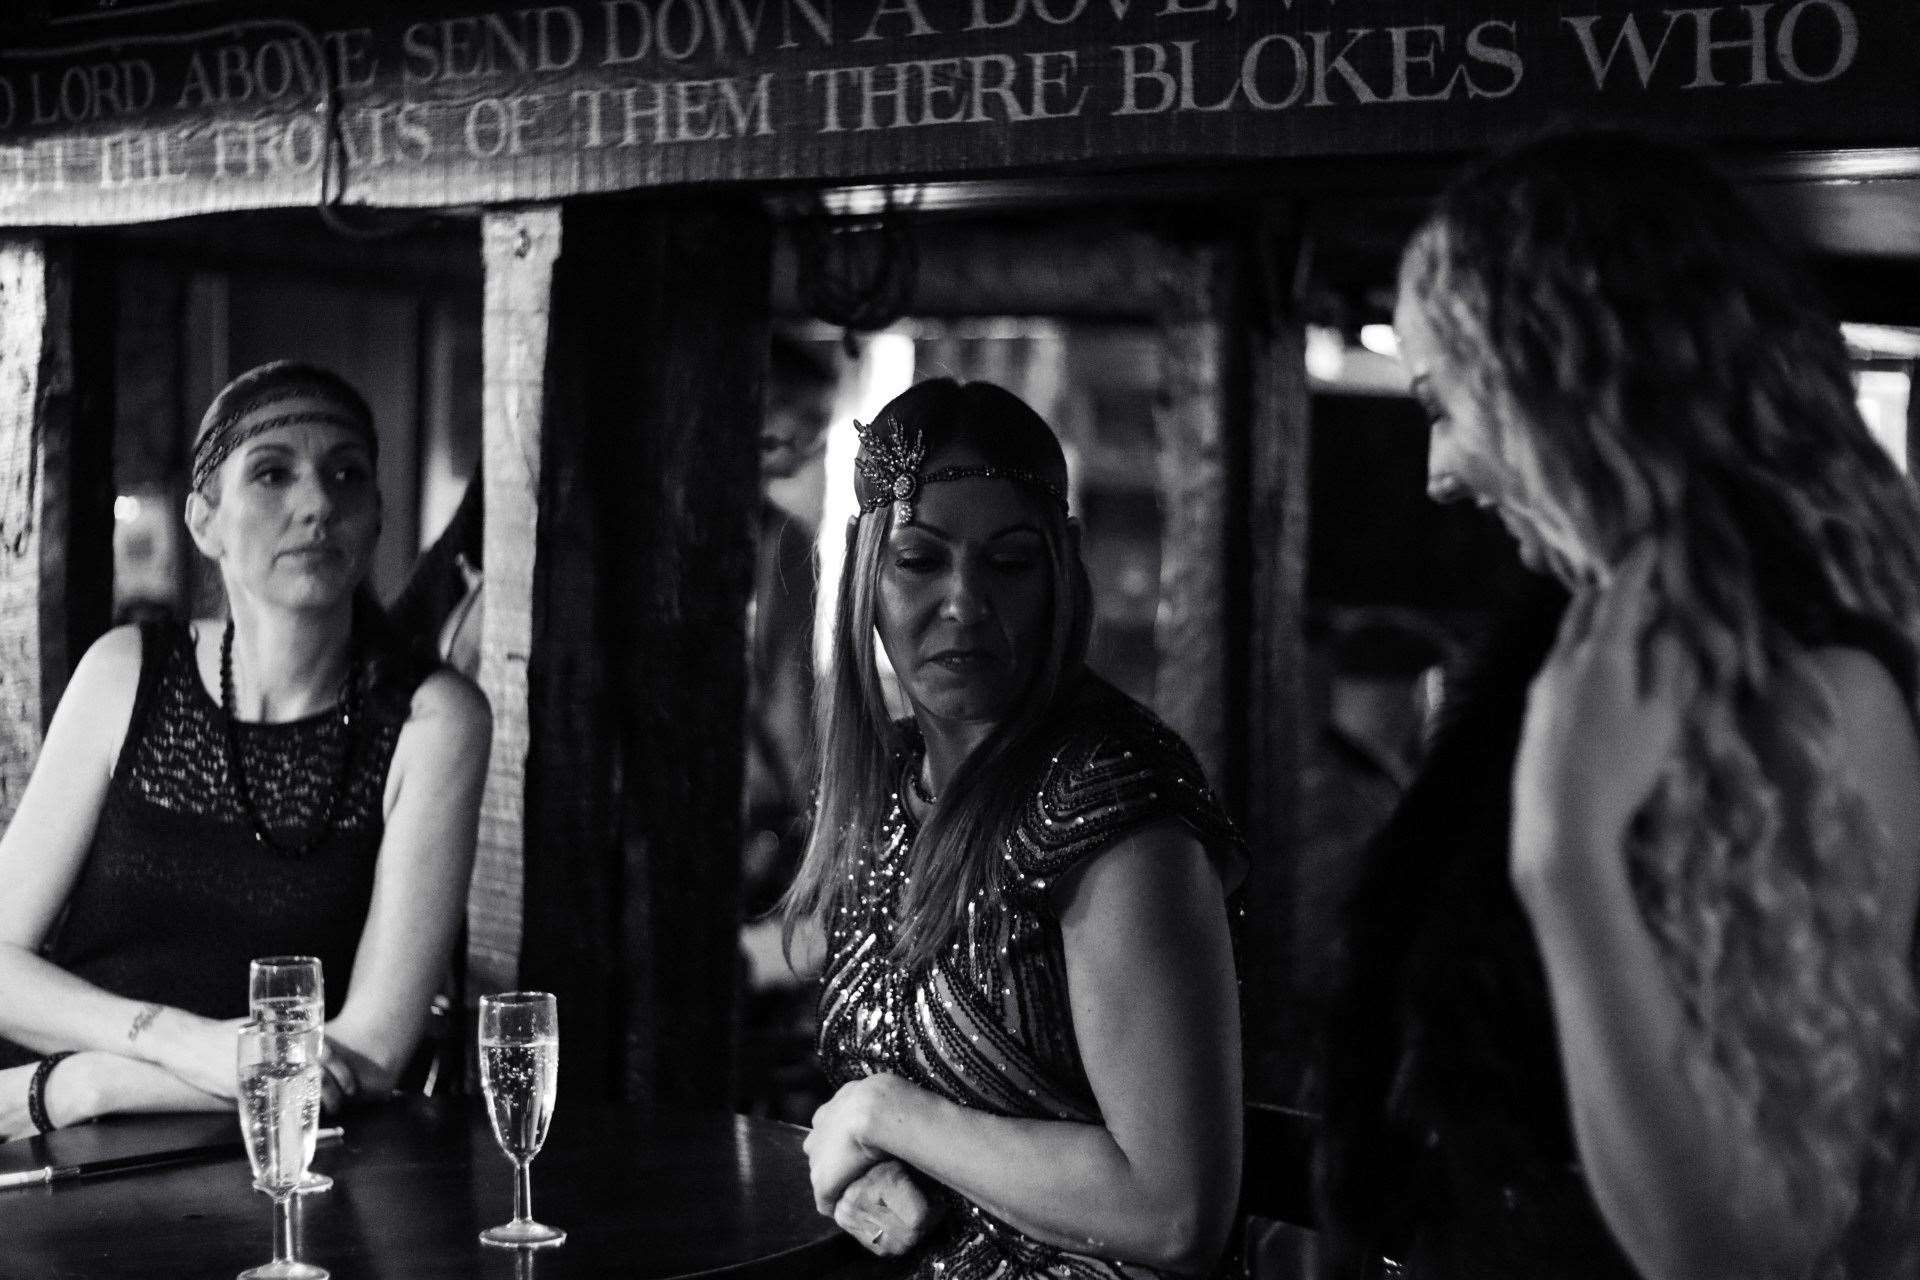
[
  {"left": 853, "top": 411, "right": 1068, "bottom": 525},
  {"left": 192, "top": 361, "right": 377, "bottom": 494}
]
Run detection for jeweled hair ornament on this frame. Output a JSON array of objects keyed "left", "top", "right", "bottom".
[{"left": 853, "top": 411, "right": 1068, "bottom": 525}]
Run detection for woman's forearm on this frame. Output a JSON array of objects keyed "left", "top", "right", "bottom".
[
  {"left": 0, "top": 944, "right": 234, "bottom": 1099},
  {"left": 47, "top": 1050, "right": 226, "bottom": 1126},
  {"left": 859, "top": 1077, "right": 1220, "bottom": 1273},
  {"left": 0, "top": 943, "right": 184, "bottom": 1063},
  {"left": 1518, "top": 833, "right": 1820, "bottom": 1280}
]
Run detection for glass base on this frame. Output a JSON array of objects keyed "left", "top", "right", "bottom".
[
  {"left": 480, "top": 1221, "right": 567, "bottom": 1249},
  {"left": 237, "top": 1263, "right": 328, "bottom": 1280},
  {"left": 293, "top": 1172, "right": 333, "bottom": 1194}
]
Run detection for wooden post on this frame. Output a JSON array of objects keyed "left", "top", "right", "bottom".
[
  {"left": 1908, "top": 358, "right": 1919, "bottom": 479},
  {"left": 1148, "top": 224, "right": 1313, "bottom": 1100},
  {"left": 1242, "top": 219, "right": 1313, "bottom": 1100},
  {"left": 469, "top": 209, "right": 561, "bottom": 1002},
  {"left": 519, "top": 200, "right": 767, "bottom": 1109},
  {"left": 0, "top": 236, "right": 113, "bottom": 826},
  {"left": 1151, "top": 243, "right": 1233, "bottom": 795}
]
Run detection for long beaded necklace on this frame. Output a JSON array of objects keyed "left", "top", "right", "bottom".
[{"left": 220, "top": 617, "right": 360, "bottom": 856}]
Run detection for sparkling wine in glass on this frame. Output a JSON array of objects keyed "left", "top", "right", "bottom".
[
  {"left": 248, "top": 956, "right": 331, "bottom": 1194},
  {"left": 236, "top": 1022, "right": 329, "bottom": 1280},
  {"left": 478, "top": 991, "right": 565, "bottom": 1248}
]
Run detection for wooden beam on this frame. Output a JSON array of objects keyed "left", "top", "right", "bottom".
[
  {"left": 469, "top": 209, "right": 561, "bottom": 1005},
  {"left": 1151, "top": 243, "right": 1233, "bottom": 796},
  {"left": 0, "top": 236, "right": 113, "bottom": 827},
  {"left": 520, "top": 199, "right": 767, "bottom": 1109},
  {"left": 1908, "top": 359, "right": 1919, "bottom": 480},
  {"left": 1243, "top": 218, "right": 1314, "bottom": 1101}
]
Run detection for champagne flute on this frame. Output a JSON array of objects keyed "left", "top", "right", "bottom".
[
  {"left": 477, "top": 991, "right": 565, "bottom": 1248},
  {"left": 248, "top": 957, "right": 332, "bottom": 1194},
  {"left": 235, "top": 1021, "right": 329, "bottom": 1280}
]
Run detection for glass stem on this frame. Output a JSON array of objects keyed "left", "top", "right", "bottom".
[
  {"left": 272, "top": 1192, "right": 297, "bottom": 1264},
  {"left": 513, "top": 1159, "right": 534, "bottom": 1225}
]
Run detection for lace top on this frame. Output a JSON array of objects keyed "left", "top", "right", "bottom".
[
  {"left": 0, "top": 622, "right": 414, "bottom": 1068},
  {"left": 818, "top": 676, "right": 1245, "bottom": 1280}
]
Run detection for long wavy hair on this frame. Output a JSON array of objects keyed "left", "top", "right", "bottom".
[
  {"left": 780, "top": 379, "right": 1092, "bottom": 972},
  {"left": 1403, "top": 130, "right": 1920, "bottom": 1275}
]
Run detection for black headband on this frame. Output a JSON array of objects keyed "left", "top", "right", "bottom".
[{"left": 192, "top": 392, "right": 375, "bottom": 494}]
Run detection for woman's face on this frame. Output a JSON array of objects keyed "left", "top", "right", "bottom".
[
  {"left": 187, "top": 414, "right": 380, "bottom": 613},
  {"left": 874, "top": 456, "right": 1055, "bottom": 736},
  {"left": 1395, "top": 283, "right": 1594, "bottom": 587}
]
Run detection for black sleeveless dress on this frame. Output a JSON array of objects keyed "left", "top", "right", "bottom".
[{"left": 0, "top": 622, "right": 415, "bottom": 1068}]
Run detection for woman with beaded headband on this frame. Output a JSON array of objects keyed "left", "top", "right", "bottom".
[
  {"left": 0, "top": 360, "right": 489, "bottom": 1138},
  {"left": 1388, "top": 131, "right": 1920, "bottom": 1278},
  {"left": 783, "top": 378, "right": 1247, "bottom": 1276}
]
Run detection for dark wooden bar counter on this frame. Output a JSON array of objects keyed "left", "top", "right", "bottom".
[{"left": 0, "top": 1098, "right": 860, "bottom": 1280}]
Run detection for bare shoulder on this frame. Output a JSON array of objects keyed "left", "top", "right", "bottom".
[
  {"left": 402, "top": 667, "right": 490, "bottom": 747},
  {"left": 61, "top": 623, "right": 147, "bottom": 747},
  {"left": 72, "top": 622, "right": 145, "bottom": 695},
  {"left": 407, "top": 667, "right": 490, "bottom": 729},
  {"left": 1805, "top": 647, "right": 1916, "bottom": 739},
  {"left": 1803, "top": 648, "right": 1920, "bottom": 807},
  {"left": 1805, "top": 646, "right": 1920, "bottom": 926},
  {"left": 1056, "top": 820, "right": 1222, "bottom": 930}
]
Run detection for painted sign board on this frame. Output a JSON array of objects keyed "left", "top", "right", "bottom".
[{"left": 0, "top": 0, "right": 1912, "bottom": 225}]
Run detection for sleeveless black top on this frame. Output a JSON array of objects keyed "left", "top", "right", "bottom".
[{"left": 0, "top": 622, "right": 415, "bottom": 1068}]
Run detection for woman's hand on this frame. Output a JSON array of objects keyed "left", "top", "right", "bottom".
[
  {"left": 832, "top": 1159, "right": 944, "bottom": 1257},
  {"left": 145, "top": 1009, "right": 248, "bottom": 1101},
  {"left": 1511, "top": 543, "right": 1692, "bottom": 900},
  {"left": 806, "top": 1074, "right": 899, "bottom": 1214}
]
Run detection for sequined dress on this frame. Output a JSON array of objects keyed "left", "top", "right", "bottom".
[
  {"left": 817, "top": 676, "right": 1245, "bottom": 1280},
  {"left": 0, "top": 621, "right": 414, "bottom": 1068}
]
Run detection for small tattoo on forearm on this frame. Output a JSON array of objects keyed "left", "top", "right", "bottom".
[{"left": 127, "top": 1004, "right": 161, "bottom": 1044}]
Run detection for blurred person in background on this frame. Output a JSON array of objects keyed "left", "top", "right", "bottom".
[{"left": 737, "top": 334, "right": 839, "bottom": 1120}]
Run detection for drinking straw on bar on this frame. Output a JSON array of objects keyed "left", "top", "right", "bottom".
[{"left": 0, "top": 1126, "right": 344, "bottom": 1190}]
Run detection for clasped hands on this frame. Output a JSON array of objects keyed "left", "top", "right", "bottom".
[
  {"left": 805, "top": 1073, "right": 944, "bottom": 1257},
  {"left": 2, "top": 1008, "right": 368, "bottom": 1140}
]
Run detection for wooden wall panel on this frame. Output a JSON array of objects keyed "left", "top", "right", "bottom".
[
  {"left": 1244, "top": 274, "right": 1312, "bottom": 1099},
  {"left": 469, "top": 208, "right": 561, "bottom": 1003},
  {"left": 1151, "top": 244, "right": 1233, "bottom": 796},
  {"left": 0, "top": 237, "right": 112, "bottom": 827}
]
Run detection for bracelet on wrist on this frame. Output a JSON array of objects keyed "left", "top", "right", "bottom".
[{"left": 28, "top": 1051, "right": 77, "bottom": 1134}]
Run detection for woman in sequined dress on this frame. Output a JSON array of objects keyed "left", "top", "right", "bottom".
[
  {"left": 0, "top": 361, "right": 489, "bottom": 1139},
  {"left": 782, "top": 378, "right": 1247, "bottom": 1278}
]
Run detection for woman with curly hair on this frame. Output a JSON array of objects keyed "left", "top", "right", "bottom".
[
  {"left": 784, "top": 377, "right": 1246, "bottom": 1276},
  {"left": 1389, "top": 131, "right": 1920, "bottom": 1279}
]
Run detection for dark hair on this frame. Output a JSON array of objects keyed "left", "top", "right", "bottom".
[
  {"left": 351, "top": 586, "right": 441, "bottom": 730},
  {"left": 781, "top": 378, "right": 1091, "bottom": 971}
]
